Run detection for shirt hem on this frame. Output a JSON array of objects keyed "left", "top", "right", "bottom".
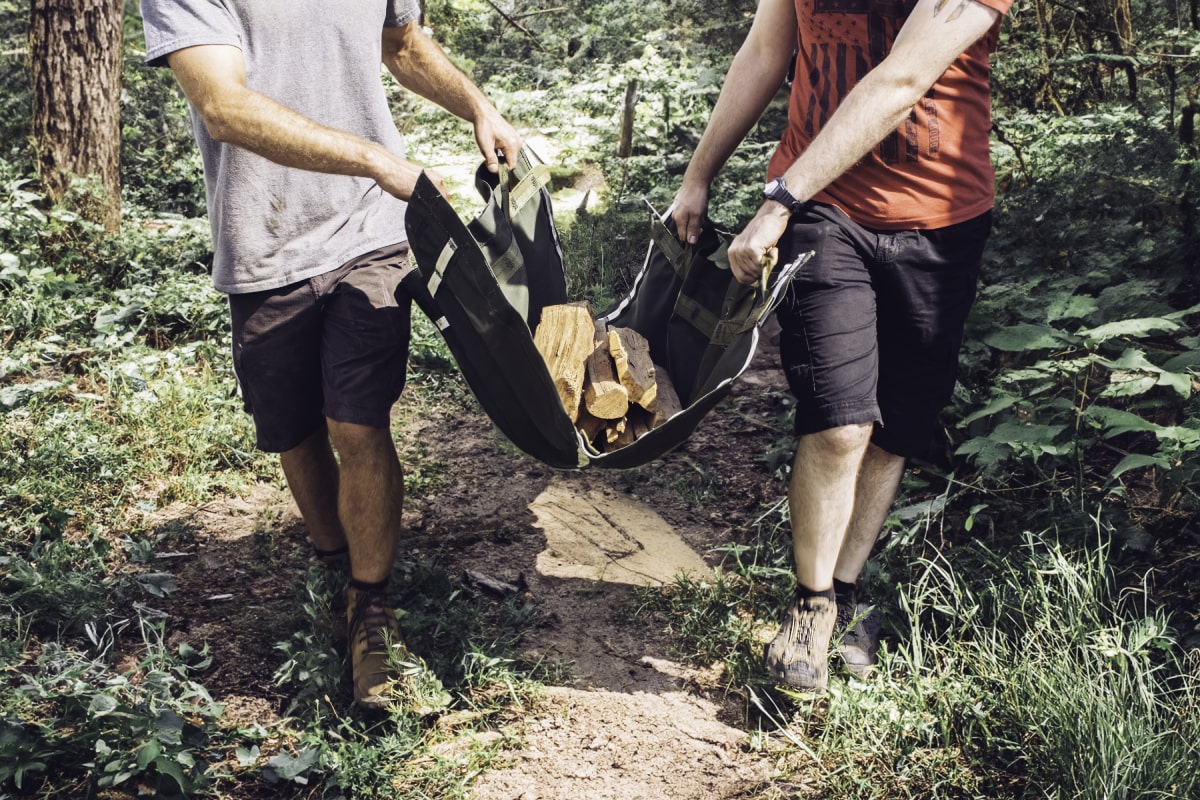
[
  {"left": 822, "top": 195, "right": 996, "bottom": 232},
  {"left": 213, "top": 234, "right": 411, "bottom": 295}
]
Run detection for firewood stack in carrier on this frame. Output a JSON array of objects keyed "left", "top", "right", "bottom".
[{"left": 533, "top": 301, "right": 682, "bottom": 452}]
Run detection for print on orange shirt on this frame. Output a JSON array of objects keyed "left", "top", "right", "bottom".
[{"left": 804, "top": 0, "right": 934, "bottom": 167}]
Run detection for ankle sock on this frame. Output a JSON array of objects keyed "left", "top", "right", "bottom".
[
  {"left": 794, "top": 583, "right": 836, "bottom": 602},
  {"left": 348, "top": 577, "right": 389, "bottom": 594},
  {"left": 833, "top": 578, "right": 856, "bottom": 599},
  {"left": 313, "top": 543, "right": 348, "bottom": 562}
]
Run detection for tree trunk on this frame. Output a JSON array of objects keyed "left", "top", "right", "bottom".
[
  {"left": 1033, "top": 0, "right": 1065, "bottom": 114},
  {"left": 619, "top": 79, "right": 638, "bottom": 158},
  {"left": 29, "top": 0, "right": 124, "bottom": 231}
]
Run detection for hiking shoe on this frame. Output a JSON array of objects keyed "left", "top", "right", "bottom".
[
  {"left": 764, "top": 589, "right": 837, "bottom": 691},
  {"left": 346, "top": 585, "right": 407, "bottom": 710},
  {"left": 835, "top": 587, "right": 880, "bottom": 679}
]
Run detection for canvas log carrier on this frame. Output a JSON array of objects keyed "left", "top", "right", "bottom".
[{"left": 401, "top": 148, "right": 812, "bottom": 469}]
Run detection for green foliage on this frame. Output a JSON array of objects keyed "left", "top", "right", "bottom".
[
  {"left": 954, "top": 303, "right": 1200, "bottom": 494},
  {"left": 267, "top": 563, "right": 540, "bottom": 799},
  {"left": 0, "top": 618, "right": 223, "bottom": 798},
  {"left": 121, "top": 1, "right": 208, "bottom": 216},
  {"left": 423, "top": 0, "right": 774, "bottom": 226},
  {"left": 888, "top": 528, "right": 1200, "bottom": 800},
  {"left": 120, "top": 70, "right": 207, "bottom": 218},
  {"left": 0, "top": 5, "right": 31, "bottom": 175},
  {"left": 1, "top": 345, "right": 267, "bottom": 549},
  {"left": 632, "top": 517, "right": 1200, "bottom": 799}
]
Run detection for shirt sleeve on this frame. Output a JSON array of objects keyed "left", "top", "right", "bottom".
[
  {"left": 385, "top": 0, "right": 422, "bottom": 27},
  {"left": 140, "top": 0, "right": 241, "bottom": 67},
  {"left": 972, "top": 0, "right": 1013, "bottom": 15}
]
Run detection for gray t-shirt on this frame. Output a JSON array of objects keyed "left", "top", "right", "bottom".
[{"left": 141, "top": 0, "right": 421, "bottom": 293}]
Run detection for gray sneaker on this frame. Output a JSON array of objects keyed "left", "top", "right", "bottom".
[
  {"left": 764, "top": 590, "right": 838, "bottom": 691},
  {"left": 835, "top": 587, "right": 879, "bottom": 679}
]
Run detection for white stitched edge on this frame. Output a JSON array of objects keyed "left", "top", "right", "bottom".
[{"left": 428, "top": 238, "right": 457, "bottom": 295}]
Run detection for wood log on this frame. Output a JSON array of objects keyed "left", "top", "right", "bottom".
[
  {"left": 604, "top": 417, "right": 627, "bottom": 445},
  {"left": 576, "top": 408, "right": 606, "bottom": 446},
  {"left": 584, "top": 320, "right": 629, "bottom": 419},
  {"left": 607, "top": 327, "right": 657, "bottom": 411},
  {"left": 628, "top": 405, "right": 653, "bottom": 440},
  {"left": 533, "top": 301, "right": 595, "bottom": 420},
  {"left": 650, "top": 364, "right": 682, "bottom": 427},
  {"left": 611, "top": 418, "right": 637, "bottom": 448},
  {"left": 536, "top": 305, "right": 691, "bottom": 452}
]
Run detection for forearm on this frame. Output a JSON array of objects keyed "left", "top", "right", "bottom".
[
  {"left": 168, "top": 44, "right": 422, "bottom": 198},
  {"left": 384, "top": 27, "right": 491, "bottom": 125},
  {"left": 672, "top": 0, "right": 797, "bottom": 242},
  {"left": 382, "top": 23, "right": 521, "bottom": 170},
  {"left": 202, "top": 86, "right": 403, "bottom": 181},
  {"left": 682, "top": 33, "right": 794, "bottom": 190},
  {"left": 776, "top": 0, "right": 1002, "bottom": 202},
  {"left": 777, "top": 64, "right": 924, "bottom": 203},
  {"left": 683, "top": 59, "right": 787, "bottom": 189}
]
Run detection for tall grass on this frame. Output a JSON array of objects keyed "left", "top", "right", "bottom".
[
  {"left": 896, "top": 529, "right": 1200, "bottom": 799},
  {"left": 632, "top": 514, "right": 1200, "bottom": 799},
  {"left": 804, "top": 524, "right": 1198, "bottom": 798}
]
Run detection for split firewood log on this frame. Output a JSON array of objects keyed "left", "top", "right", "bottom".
[
  {"left": 535, "top": 303, "right": 689, "bottom": 453},
  {"left": 650, "top": 364, "right": 683, "bottom": 426},
  {"left": 584, "top": 319, "right": 629, "bottom": 419},
  {"left": 532, "top": 301, "right": 595, "bottom": 420},
  {"left": 610, "top": 418, "right": 636, "bottom": 448},
  {"left": 576, "top": 408, "right": 606, "bottom": 445},
  {"left": 604, "top": 416, "right": 627, "bottom": 445},
  {"left": 628, "top": 405, "right": 654, "bottom": 439},
  {"left": 607, "top": 327, "right": 657, "bottom": 411}
]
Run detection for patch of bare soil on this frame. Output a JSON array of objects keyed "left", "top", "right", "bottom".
[{"left": 143, "top": 320, "right": 799, "bottom": 799}]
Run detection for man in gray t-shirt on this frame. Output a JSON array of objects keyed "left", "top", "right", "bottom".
[{"left": 141, "top": 0, "right": 523, "bottom": 710}]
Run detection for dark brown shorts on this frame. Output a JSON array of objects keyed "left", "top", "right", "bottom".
[
  {"left": 774, "top": 204, "right": 990, "bottom": 458},
  {"left": 228, "top": 243, "right": 413, "bottom": 453}
]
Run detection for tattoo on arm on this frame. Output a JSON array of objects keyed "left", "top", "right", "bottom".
[{"left": 933, "top": 0, "right": 971, "bottom": 20}]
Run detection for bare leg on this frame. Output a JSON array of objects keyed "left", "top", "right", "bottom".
[
  {"left": 326, "top": 419, "right": 404, "bottom": 584},
  {"left": 279, "top": 428, "right": 347, "bottom": 555},
  {"left": 833, "top": 442, "right": 906, "bottom": 584},
  {"left": 787, "top": 423, "right": 873, "bottom": 590}
]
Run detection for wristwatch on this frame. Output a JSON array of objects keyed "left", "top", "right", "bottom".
[{"left": 763, "top": 176, "right": 806, "bottom": 214}]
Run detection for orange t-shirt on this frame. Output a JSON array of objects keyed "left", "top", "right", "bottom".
[{"left": 767, "top": 0, "right": 1013, "bottom": 230}]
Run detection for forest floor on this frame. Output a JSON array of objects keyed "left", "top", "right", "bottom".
[{"left": 138, "top": 319, "right": 812, "bottom": 800}]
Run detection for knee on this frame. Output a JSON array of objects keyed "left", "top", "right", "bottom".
[
  {"left": 327, "top": 419, "right": 397, "bottom": 463},
  {"left": 802, "top": 424, "right": 872, "bottom": 460}
]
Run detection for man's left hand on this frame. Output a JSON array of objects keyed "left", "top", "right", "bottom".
[
  {"left": 474, "top": 112, "right": 522, "bottom": 173},
  {"left": 728, "top": 202, "right": 791, "bottom": 285}
]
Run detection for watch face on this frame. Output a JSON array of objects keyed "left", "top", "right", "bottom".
[{"left": 765, "top": 178, "right": 795, "bottom": 210}]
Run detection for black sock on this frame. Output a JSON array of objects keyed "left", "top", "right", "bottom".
[
  {"left": 348, "top": 577, "right": 388, "bottom": 594},
  {"left": 833, "top": 579, "right": 856, "bottom": 599},
  {"left": 313, "top": 544, "right": 349, "bottom": 561},
  {"left": 794, "top": 583, "right": 835, "bottom": 602}
]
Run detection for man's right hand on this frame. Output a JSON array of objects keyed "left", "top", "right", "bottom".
[
  {"left": 373, "top": 157, "right": 451, "bottom": 202},
  {"left": 670, "top": 180, "right": 710, "bottom": 245}
]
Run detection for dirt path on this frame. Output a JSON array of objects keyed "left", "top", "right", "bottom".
[{"left": 145, "top": 322, "right": 800, "bottom": 799}]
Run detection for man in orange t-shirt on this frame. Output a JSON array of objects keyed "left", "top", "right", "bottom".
[{"left": 672, "top": 0, "right": 1012, "bottom": 691}]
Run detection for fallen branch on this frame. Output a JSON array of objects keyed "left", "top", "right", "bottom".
[{"left": 482, "top": 0, "right": 544, "bottom": 49}]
